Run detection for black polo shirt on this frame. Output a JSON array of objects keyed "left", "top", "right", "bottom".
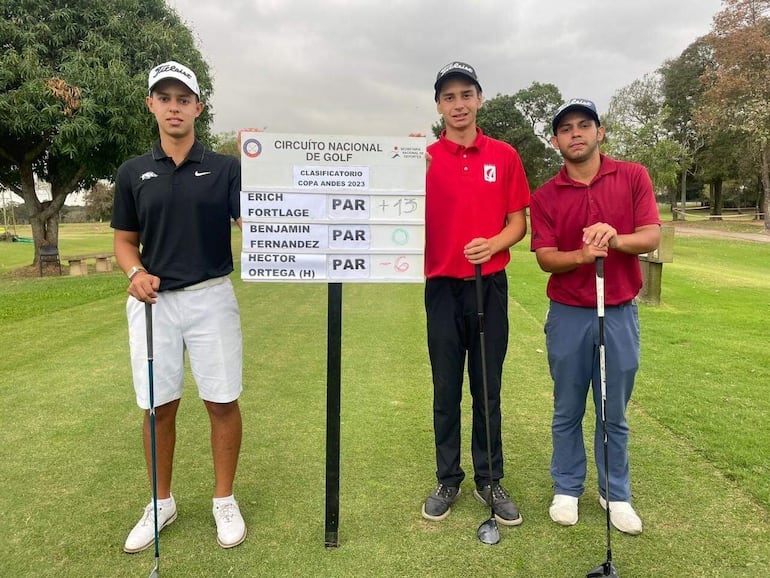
[{"left": 112, "top": 140, "right": 241, "bottom": 291}]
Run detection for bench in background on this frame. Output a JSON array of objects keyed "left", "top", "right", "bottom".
[{"left": 63, "top": 253, "right": 115, "bottom": 276}]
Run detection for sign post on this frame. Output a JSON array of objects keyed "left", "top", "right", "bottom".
[
  {"left": 324, "top": 282, "right": 342, "bottom": 547},
  {"left": 240, "top": 132, "right": 426, "bottom": 547}
]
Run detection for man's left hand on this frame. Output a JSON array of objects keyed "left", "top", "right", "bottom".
[
  {"left": 583, "top": 222, "right": 618, "bottom": 250},
  {"left": 464, "top": 237, "right": 493, "bottom": 264}
]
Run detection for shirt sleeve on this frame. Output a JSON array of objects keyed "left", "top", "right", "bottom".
[
  {"left": 632, "top": 164, "right": 661, "bottom": 228},
  {"left": 507, "top": 149, "right": 531, "bottom": 214},
  {"left": 529, "top": 188, "right": 557, "bottom": 251},
  {"left": 110, "top": 162, "right": 140, "bottom": 232},
  {"left": 228, "top": 157, "right": 241, "bottom": 220}
]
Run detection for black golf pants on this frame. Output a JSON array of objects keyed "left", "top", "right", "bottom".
[{"left": 425, "top": 271, "right": 509, "bottom": 488}]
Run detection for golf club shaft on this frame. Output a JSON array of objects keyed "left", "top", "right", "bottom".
[
  {"left": 145, "top": 302, "right": 160, "bottom": 569},
  {"left": 595, "top": 258, "right": 613, "bottom": 563},
  {"left": 474, "top": 265, "right": 495, "bottom": 513}
]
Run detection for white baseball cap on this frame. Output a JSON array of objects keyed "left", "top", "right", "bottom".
[{"left": 147, "top": 61, "right": 200, "bottom": 98}]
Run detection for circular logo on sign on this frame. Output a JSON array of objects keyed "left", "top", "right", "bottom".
[
  {"left": 242, "top": 138, "right": 262, "bottom": 158},
  {"left": 391, "top": 228, "right": 409, "bottom": 246}
]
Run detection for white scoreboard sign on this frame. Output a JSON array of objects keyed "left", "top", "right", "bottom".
[{"left": 240, "top": 132, "right": 426, "bottom": 283}]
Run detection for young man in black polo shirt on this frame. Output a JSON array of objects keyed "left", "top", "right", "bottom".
[{"left": 112, "top": 61, "right": 246, "bottom": 551}]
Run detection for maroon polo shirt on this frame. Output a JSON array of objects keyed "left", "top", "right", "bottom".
[
  {"left": 425, "top": 128, "right": 530, "bottom": 279},
  {"left": 530, "top": 155, "right": 660, "bottom": 306}
]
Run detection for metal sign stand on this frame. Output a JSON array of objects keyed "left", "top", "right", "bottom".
[{"left": 324, "top": 282, "right": 342, "bottom": 548}]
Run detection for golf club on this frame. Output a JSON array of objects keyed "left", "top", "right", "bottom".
[
  {"left": 586, "top": 258, "right": 619, "bottom": 578},
  {"left": 145, "top": 302, "right": 160, "bottom": 578},
  {"left": 474, "top": 264, "right": 500, "bottom": 546}
]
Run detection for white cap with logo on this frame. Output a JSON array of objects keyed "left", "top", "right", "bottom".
[{"left": 148, "top": 61, "right": 200, "bottom": 98}]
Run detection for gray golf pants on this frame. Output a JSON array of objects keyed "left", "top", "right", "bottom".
[{"left": 545, "top": 299, "right": 640, "bottom": 501}]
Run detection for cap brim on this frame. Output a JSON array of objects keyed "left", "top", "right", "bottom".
[
  {"left": 434, "top": 72, "right": 482, "bottom": 100},
  {"left": 148, "top": 77, "right": 199, "bottom": 98},
  {"left": 552, "top": 105, "right": 600, "bottom": 132}
]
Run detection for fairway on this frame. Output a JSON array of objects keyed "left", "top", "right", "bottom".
[{"left": 0, "top": 223, "right": 768, "bottom": 577}]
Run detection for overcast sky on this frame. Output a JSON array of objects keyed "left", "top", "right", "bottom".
[{"left": 174, "top": 0, "right": 722, "bottom": 139}]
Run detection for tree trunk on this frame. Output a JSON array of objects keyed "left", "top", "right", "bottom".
[
  {"left": 761, "top": 141, "right": 769, "bottom": 230},
  {"left": 679, "top": 170, "right": 687, "bottom": 221},
  {"left": 19, "top": 160, "right": 65, "bottom": 265},
  {"left": 710, "top": 179, "right": 723, "bottom": 221},
  {"left": 29, "top": 203, "right": 61, "bottom": 258},
  {"left": 668, "top": 184, "right": 677, "bottom": 218}
]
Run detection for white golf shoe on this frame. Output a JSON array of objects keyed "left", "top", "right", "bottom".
[
  {"left": 213, "top": 497, "right": 247, "bottom": 548},
  {"left": 549, "top": 494, "right": 578, "bottom": 526},
  {"left": 124, "top": 496, "right": 177, "bottom": 553},
  {"left": 599, "top": 496, "right": 643, "bottom": 535}
]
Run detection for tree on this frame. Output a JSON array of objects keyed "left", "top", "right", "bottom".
[
  {"left": 431, "top": 92, "right": 561, "bottom": 189},
  {"left": 84, "top": 181, "right": 114, "bottom": 222},
  {"left": 0, "top": 0, "right": 214, "bottom": 264},
  {"left": 697, "top": 126, "right": 743, "bottom": 216},
  {"left": 659, "top": 37, "right": 713, "bottom": 217},
  {"left": 512, "top": 82, "right": 563, "bottom": 145},
  {"left": 605, "top": 74, "right": 684, "bottom": 209},
  {"left": 698, "top": 0, "right": 770, "bottom": 229},
  {"left": 213, "top": 131, "right": 240, "bottom": 158}
]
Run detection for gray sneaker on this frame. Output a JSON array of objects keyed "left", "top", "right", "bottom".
[
  {"left": 474, "top": 483, "right": 523, "bottom": 526},
  {"left": 421, "top": 483, "right": 461, "bottom": 521}
]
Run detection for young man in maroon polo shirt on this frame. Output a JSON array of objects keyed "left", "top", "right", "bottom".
[
  {"left": 421, "top": 62, "right": 530, "bottom": 525},
  {"left": 529, "top": 99, "right": 660, "bottom": 535}
]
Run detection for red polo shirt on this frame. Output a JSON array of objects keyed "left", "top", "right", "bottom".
[
  {"left": 530, "top": 155, "right": 660, "bottom": 306},
  {"left": 425, "top": 129, "right": 530, "bottom": 279}
]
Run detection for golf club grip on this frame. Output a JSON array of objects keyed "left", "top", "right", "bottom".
[
  {"left": 474, "top": 264, "right": 484, "bottom": 327},
  {"left": 145, "top": 302, "right": 153, "bottom": 359},
  {"left": 595, "top": 258, "right": 605, "bottom": 318},
  {"left": 595, "top": 256, "right": 604, "bottom": 278}
]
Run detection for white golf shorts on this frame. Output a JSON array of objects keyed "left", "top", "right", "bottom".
[{"left": 127, "top": 277, "right": 243, "bottom": 409}]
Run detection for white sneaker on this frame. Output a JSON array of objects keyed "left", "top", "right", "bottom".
[
  {"left": 549, "top": 494, "right": 578, "bottom": 526},
  {"left": 124, "top": 497, "right": 178, "bottom": 553},
  {"left": 599, "top": 496, "right": 643, "bottom": 535},
  {"left": 213, "top": 497, "right": 247, "bottom": 548}
]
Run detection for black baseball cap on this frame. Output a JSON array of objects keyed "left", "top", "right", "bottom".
[
  {"left": 434, "top": 61, "right": 482, "bottom": 102},
  {"left": 552, "top": 98, "right": 600, "bottom": 133}
]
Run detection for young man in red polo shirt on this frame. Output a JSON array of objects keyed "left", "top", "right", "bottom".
[
  {"left": 529, "top": 99, "right": 660, "bottom": 535},
  {"left": 421, "top": 62, "right": 530, "bottom": 525}
]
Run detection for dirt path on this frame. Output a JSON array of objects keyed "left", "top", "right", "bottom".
[{"left": 671, "top": 224, "right": 770, "bottom": 243}]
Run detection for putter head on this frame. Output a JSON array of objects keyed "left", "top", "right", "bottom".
[
  {"left": 586, "top": 561, "right": 619, "bottom": 577},
  {"left": 477, "top": 517, "right": 500, "bottom": 545}
]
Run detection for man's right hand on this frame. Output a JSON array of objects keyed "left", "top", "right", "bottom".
[
  {"left": 128, "top": 271, "right": 160, "bottom": 303},
  {"left": 580, "top": 242, "right": 609, "bottom": 263}
]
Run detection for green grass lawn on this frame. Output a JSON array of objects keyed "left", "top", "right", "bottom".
[{"left": 0, "top": 224, "right": 768, "bottom": 577}]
